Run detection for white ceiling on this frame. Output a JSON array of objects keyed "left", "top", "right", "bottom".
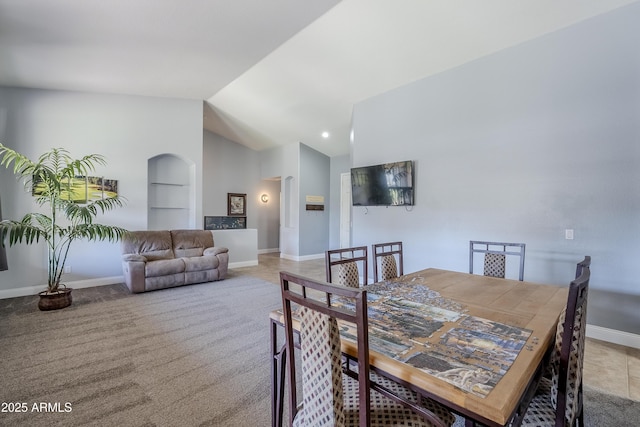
[{"left": 1, "top": 0, "right": 637, "bottom": 157}]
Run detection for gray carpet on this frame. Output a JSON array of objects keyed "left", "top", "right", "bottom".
[
  {"left": 1, "top": 275, "right": 638, "bottom": 427},
  {"left": 0, "top": 275, "right": 282, "bottom": 427}
]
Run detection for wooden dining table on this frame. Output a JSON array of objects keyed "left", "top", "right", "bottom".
[{"left": 270, "top": 268, "right": 569, "bottom": 427}]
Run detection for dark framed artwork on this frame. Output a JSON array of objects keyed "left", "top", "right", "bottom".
[{"left": 227, "top": 193, "right": 246, "bottom": 216}]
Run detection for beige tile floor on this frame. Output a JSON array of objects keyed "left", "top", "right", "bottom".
[{"left": 234, "top": 252, "right": 640, "bottom": 402}]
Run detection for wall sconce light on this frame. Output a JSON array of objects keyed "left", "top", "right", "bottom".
[{"left": 260, "top": 193, "right": 269, "bottom": 203}]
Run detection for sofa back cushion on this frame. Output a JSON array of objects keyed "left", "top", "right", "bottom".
[
  {"left": 121, "top": 231, "right": 174, "bottom": 261},
  {"left": 171, "top": 230, "right": 214, "bottom": 258}
]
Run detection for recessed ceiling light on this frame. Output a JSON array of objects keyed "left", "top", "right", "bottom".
[{"left": 321, "top": 131, "right": 330, "bottom": 138}]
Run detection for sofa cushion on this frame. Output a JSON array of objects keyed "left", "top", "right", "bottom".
[
  {"left": 145, "top": 258, "right": 185, "bottom": 278},
  {"left": 171, "top": 230, "right": 214, "bottom": 258},
  {"left": 145, "top": 273, "right": 185, "bottom": 291},
  {"left": 204, "top": 246, "right": 228, "bottom": 256},
  {"left": 177, "top": 247, "right": 204, "bottom": 257},
  {"left": 122, "top": 231, "right": 174, "bottom": 261},
  {"left": 185, "top": 269, "right": 220, "bottom": 284},
  {"left": 183, "top": 255, "right": 220, "bottom": 272}
]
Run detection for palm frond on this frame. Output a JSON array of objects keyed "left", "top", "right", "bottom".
[
  {"left": 69, "top": 223, "right": 129, "bottom": 241},
  {"left": 0, "top": 218, "right": 47, "bottom": 245}
]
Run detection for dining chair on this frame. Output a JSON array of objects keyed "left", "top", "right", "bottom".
[
  {"left": 372, "top": 241, "right": 403, "bottom": 282},
  {"left": 542, "top": 255, "right": 592, "bottom": 384},
  {"left": 279, "top": 271, "right": 455, "bottom": 427},
  {"left": 575, "top": 255, "right": 591, "bottom": 279},
  {"left": 469, "top": 241, "right": 526, "bottom": 281},
  {"left": 325, "top": 246, "right": 368, "bottom": 287},
  {"left": 515, "top": 261, "right": 590, "bottom": 427}
]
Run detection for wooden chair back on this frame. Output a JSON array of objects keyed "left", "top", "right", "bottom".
[
  {"left": 325, "top": 246, "right": 368, "bottom": 287},
  {"left": 469, "top": 240, "right": 526, "bottom": 281},
  {"left": 279, "top": 271, "right": 370, "bottom": 427},
  {"left": 372, "top": 241, "right": 404, "bottom": 282},
  {"left": 575, "top": 255, "right": 591, "bottom": 279},
  {"left": 552, "top": 263, "right": 590, "bottom": 426}
]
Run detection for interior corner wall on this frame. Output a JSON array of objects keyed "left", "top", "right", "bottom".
[
  {"left": 298, "top": 144, "right": 330, "bottom": 257},
  {"left": 0, "top": 87, "right": 203, "bottom": 294},
  {"left": 203, "top": 130, "right": 280, "bottom": 251},
  {"left": 350, "top": 4, "right": 640, "bottom": 334},
  {"left": 330, "top": 155, "right": 350, "bottom": 249},
  {"left": 203, "top": 130, "right": 260, "bottom": 221},
  {"left": 260, "top": 142, "right": 330, "bottom": 259},
  {"left": 262, "top": 143, "right": 301, "bottom": 259},
  {"left": 256, "top": 179, "right": 281, "bottom": 251}
]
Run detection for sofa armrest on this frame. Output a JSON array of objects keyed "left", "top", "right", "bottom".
[
  {"left": 123, "top": 254, "right": 148, "bottom": 262},
  {"left": 204, "top": 246, "right": 229, "bottom": 256},
  {"left": 121, "top": 258, "right": 146, "bottom": 293}
]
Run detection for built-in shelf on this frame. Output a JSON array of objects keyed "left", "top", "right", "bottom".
[
  {"left": 150, "top": 182, "right": 187, "bottom": 186},
  {"left": 148, "top": 154, "right": 192, "bottom": 229}
]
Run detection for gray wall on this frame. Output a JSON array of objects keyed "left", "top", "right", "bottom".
[
  {"left": 203, "top": 130, "right": 280, "bottom": 251},
  {"left": 299, "top": 144, "right": 330, "bottom": 256},
  {"left": 260, "top": 143, "right": 300, "bottom": 258},
  {"left": 0, "top": 87, "right": 203, "bottom": 293},
  {"left": 0, "top": 93, "right": 302, "bottom": 296},
  {"left": 330, "top": 154, "right": 350, "bottom": 249},
  {"left": 256, "top": 179, "right": 281, "bottom": 252},
  {"left": 351, "top": 4, "right": 640, "bottom": 334},
  {"left": 258, "top": 142, "right": 332, "bottom": 259}
]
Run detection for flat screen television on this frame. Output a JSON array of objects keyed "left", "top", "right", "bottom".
[{"left": 351, "top": 160, "right": 414, "bottom": 206}]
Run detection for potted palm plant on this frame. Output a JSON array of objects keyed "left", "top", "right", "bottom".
[{"left": 0, "top": 143, "right": 128, "bottom": 310}]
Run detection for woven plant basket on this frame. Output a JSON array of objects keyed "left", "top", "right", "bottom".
[{"left": 38, "top": 287, "right": 73, "bottom": 311}]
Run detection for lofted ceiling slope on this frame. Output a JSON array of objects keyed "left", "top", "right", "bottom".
[{"left": 1, "top": 0, "right": 637, "bottom": 157}]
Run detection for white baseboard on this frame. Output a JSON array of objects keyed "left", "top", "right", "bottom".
[
  {"left": 280, "top": 252, "right": 324, "bottom": 262},
  {"left": 587, "top": 323, "right": 640, "bottom": 349},
  {"left": 0, "top": 276, "right": 124, "bottom": 299},
  {"left": 229, "top": 260, "right": 259, "bottom": 268},
  {"left": 258, "top": 248, "right": 279, "bottom": 254}
]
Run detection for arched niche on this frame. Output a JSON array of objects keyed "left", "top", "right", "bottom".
[{"left": 148, "top": 153, "right": 195, "bottom": 230}]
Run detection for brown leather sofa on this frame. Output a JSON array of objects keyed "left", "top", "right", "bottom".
[{"left": 121, "top": 229, "right": 229, "bottom": 293}]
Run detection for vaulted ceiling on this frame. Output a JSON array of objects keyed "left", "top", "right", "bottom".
[{"left": 1, "top": 0, "right": 637, "bottom": 157}]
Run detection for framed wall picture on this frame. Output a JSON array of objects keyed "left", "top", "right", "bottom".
[
  {"left": 227, "top": 193, "right": 246, "bottom": 216},
  {"left": 32, "top": 175, "right": 119, "bottom": 204}
]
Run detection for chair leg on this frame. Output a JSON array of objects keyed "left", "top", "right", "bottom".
[
  {"left": 577, "top": 399, "right": 584, "bottom": 426},
  {"left": 576, "top": 383, "right": 584, "bottom": 427},
  {"left": 275, "top": 347, "right": 286, "bottom": 427},
  {"left": 271, "top": 319, "right": 286, "bottom": 427}
]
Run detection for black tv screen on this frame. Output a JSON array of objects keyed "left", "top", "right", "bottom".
[{"left": 351, "top": 160, "right": 414, "bottom": 206}]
